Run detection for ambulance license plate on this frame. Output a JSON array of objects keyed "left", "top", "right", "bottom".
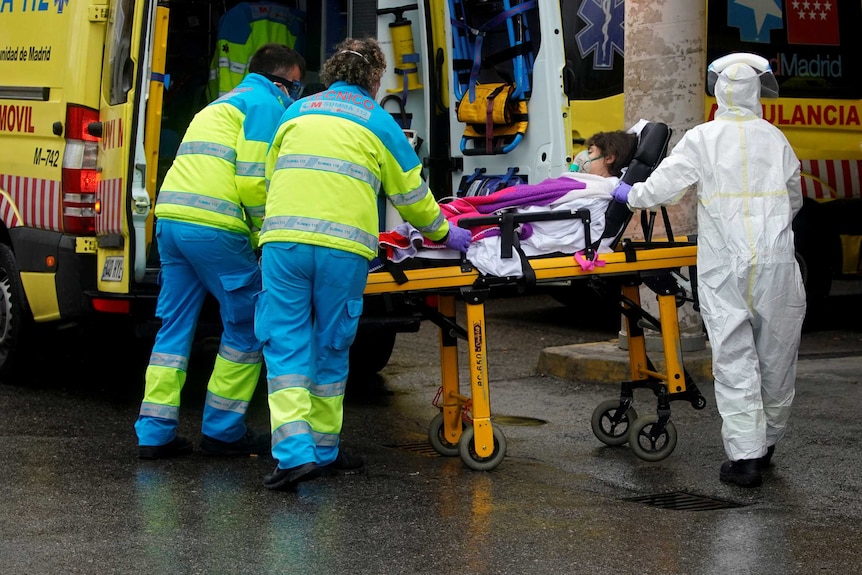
[{"left": 101, "top": 256, "right": 124, "bottom": 281}]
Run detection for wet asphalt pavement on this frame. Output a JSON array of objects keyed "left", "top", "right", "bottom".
[{"left": 1, "top": 288, "right": 861, "bottom": 574}]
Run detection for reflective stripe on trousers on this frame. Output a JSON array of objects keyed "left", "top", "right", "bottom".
[
  {"left": 256, "top": 242, "right": 367, "bottom": 469},
  {"left": 135, "top": 219, "right": 263, "bottom": 447}
]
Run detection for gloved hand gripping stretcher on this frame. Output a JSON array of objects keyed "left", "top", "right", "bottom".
[{"left": 364, "top": 122, "right": 706, "bottom": 470}]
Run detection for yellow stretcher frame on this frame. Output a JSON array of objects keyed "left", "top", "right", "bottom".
[{"left": 364, "top": 238, "right": 702, "bottom": 470}]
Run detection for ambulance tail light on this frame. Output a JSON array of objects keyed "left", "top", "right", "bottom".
[{"left": 62, "top": 104, "right": 100, "bottom": 235}]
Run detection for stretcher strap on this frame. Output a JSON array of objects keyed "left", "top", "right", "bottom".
[{"left": 573, "top": 250, "right": 605, "bottom": 271}]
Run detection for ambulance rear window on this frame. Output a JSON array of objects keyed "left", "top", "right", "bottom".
[{"left": 107, "top": 0, "right": 136, "bottom": 105}]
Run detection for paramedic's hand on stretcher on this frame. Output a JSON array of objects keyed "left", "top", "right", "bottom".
[
  {"left": 611, "top": 181, "right": 632, "bottom": 204},
  {"left": 444, "top": 225, "right": 472, "bottom": 253}
]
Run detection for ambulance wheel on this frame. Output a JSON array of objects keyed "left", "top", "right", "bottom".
[
  {"left": 629, "top": 415, "right": 677, "bottom": 462},
  {"left": 428, "top": 412, "right": 462, "bottom": 457},
  {"left": 349, "top": 326, "right": 397, "bottom": 376},
  {"left": 459, "top": 425, "right": 506, "bottom": 471},
  {"left": 591, "top": 400, "right": 638, "bottom": 447},
  {"left": 0, "top": 242, "right": 33, "bottom": 380}
]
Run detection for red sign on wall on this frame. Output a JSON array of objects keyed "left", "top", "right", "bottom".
[{"left": 784, "top": 0, "right": 840, "bottom": 45}]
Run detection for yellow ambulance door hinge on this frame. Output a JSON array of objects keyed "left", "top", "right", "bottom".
[{"left": 76, "top": 237, "right": 97, "bottom": 253}]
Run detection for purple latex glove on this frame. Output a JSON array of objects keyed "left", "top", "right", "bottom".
[
  {"left": 612, "top": 181, "right": 632, "bottom": 203},
  {"left": 443, "top": 225, "right": 472, "bottom": 253}
]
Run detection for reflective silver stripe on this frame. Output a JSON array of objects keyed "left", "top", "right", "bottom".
[
  {"left": 261, "top": 216, "right": 378, "bottom": 252},
  {"left": 149, "top": 352, "right": 188, "bottom": 372},
  {"left": 272, "top": 420, "right": 311, "bottom": 445},
  {"left": 218, "top": 343, "right": 262, "bottom": 365},
  {"left": 313, "top": 430, "right": 339, "bottom": 447},
  {"left": 215, "top": 56, "right": 247, "bottom": 76},
  {"left": 139, "top": 402, "right": 180, "bottom": 421},
  {"left": 236, "top": 161, "right": 265, "bottom": 177},
  {"left": 268, "top": 374, "right": 313, "bottom": 394},
  {"left": 415, "top": 211, "right": 446, "bottom": 236},
  {"left": 274, "top": 154, "right": 381, "bottom": 194},
  {"left": 245, "top": 205, "right": 265, "bottom": 219},
  {"left": 388, "top": 181, "right": 430, "bottom": 207},
  {"left": 271, "top": 420, "right": 339, "bottom": 447},
  {"left": 310, "top": 380, "right": 347, "bottom": 398},
  {"left": 268, "top": 374, "right": 347, "bottom": 398},
  {"left": 205, "top": 391, "right": 249, "bottom": 415},
  {"left": 158, "top": 191, "right": 245, "bottom": 220},
  {"left": 176, "top": 141, "right": 237, "bottom": 163}
]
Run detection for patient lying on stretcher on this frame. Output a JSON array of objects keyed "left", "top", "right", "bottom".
[{"left": 378, "top": 130, "right": 639, "bottom": 278}]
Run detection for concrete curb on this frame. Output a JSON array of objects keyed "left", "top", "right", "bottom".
[{"left": 537, "top": 339, "right": 714, "bottom": 386}]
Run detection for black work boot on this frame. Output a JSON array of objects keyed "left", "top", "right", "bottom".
[
  {"left": 758, "top": 445, "right": 775, "bottom": 470},
  {"left": 263, "top": 462, "right": 321, "bottom": 491},
  {"left": 139, "top": 436, "right": 194, "bottom": 460},
  {"left": 200, "top": 429, "right": 271, "bottom": 457},
  {"left": 321, "top": 450, "right": 365, "bottom": 475},
  {"left": 719, "top": 458, "right": 763, "bottom": 488}
]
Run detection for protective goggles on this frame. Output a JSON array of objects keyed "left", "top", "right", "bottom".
[
  {"left": 707, "top": 52, "right": 779, "bottom": 99},
  {"left": 261, "top": 72, "right": 305, "bottom": 100}
]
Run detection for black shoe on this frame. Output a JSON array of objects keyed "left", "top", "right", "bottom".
[
  {"left": 200, "top": 429, "right": 271, "bottom": 456},
  {"left": 321, "top": 450, "right": 365, "bottom": 475},
  {"left": 719, "top": 458, "right": 763, "bottom": 488},
  {"left": 139, "top": 436, "right": 193, "bottom": 460},
  {"left": 758, "top": 445, "right": 775, "bottom": 470},
  {"left": 263, "top": 462, "right": 321, "bottom": 491}
]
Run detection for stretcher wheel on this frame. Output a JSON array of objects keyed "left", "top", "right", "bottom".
[
  {"left": 458, "top": 425, "right": 507, "bottom": 471},
  {"left": 428, "top": 412, "right": 463, "bottom": 457},
  {"left": 591, "top": 400, "right": 639, "bottom": 447},
  {"left": 628, "top": 415, "right": 678, "bottom": 462}
]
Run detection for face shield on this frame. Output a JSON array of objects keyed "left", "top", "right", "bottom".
[{"left": 707, "top": 52, "right": 779, "bottom": 99}]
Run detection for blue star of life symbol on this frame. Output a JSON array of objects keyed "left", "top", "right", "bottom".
[
  {"left": 576, "top": 0, "right": 625, "bottom": 70},
  {"left": 54, "top": 0, "right": 69, "bottom": 14},
  {"left": 727, "top": 0, "right": 784, "bottom": 43}
]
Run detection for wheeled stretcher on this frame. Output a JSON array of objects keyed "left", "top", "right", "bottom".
[
  {"left": 365, "top": 211, "right": 705, "bottom": 471},
  {"left": 364, "top": 121, "right": 707, "bottom": 470}
]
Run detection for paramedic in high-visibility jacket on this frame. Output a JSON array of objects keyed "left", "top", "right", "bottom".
[
  {"left": 135, "top": 44, "right": 307, "bottom": 460},
  {"left": 257, "top": 37, "right": 471, "bottom": 491}
]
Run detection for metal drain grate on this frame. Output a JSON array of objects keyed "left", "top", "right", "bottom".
[
  {"left": 388, "top": 441, "right": 442, "bottom": 457},
  {"left": 624, "top": 491, "right": 749, "bottom": 511}
]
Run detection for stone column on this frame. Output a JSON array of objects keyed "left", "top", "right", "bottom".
[{"left": 621, "top": 0, "right": 706, "bottom": 351}]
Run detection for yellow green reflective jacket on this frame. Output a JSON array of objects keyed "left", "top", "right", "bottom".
[
  {"left": 155, "top": 73, "right": 291, "bottom": 245},
  {"left": 262, "top": 82, "right": 449, "bottom": 260}
]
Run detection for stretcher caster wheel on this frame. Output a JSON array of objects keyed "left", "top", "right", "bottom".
[
  {"left": 691, "top": 396, "right": 707, "bottom": 410},
  {"left": 591, "top": 400, "right": 638, "bottom": 447},
  {"left": 428, "top": 412, "right": 464, "bottom": 457},
  {"left": 629, "top": 415, "right": 677, "bottom": 462},
  {"left": 459, "top": 425, "right": 507, "bottom": 471}
]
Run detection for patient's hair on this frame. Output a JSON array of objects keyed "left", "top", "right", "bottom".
[{"left": 586, "top": 131, "right": 639, "bottom": 177}]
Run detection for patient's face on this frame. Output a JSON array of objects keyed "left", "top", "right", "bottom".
[{"left": 586, "top": 145, "right": 612, "bottom": 177}]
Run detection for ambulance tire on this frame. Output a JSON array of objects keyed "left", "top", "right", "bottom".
[
  {"left": 348, "top": 325, "right": 397, "bottom": 377},
  {"left": 0, "top": 242, "right": 34, "bottom": 381},
  {"left": 793, "top": 198, "right": 833, "bottom": 307}
]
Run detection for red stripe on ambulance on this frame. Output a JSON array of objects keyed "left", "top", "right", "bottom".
[
  {"left": 800, "top": 160, "right": 862, "bottom": 200},
  {"left": 0, "top": 174, "right": 60, "bottom": 230},
  {"left": 97, "top": 178, "right": 123, "bottom": 234}
]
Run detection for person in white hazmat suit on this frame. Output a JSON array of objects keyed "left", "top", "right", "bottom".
[{"left": 611, "top": 53, "right": 806, "bottom": 488}]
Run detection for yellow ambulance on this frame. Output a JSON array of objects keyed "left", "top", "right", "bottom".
[{"left": 0, "top": 0, "right": 416, "bottom": 378}]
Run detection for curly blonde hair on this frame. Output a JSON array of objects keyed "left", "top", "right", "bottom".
[{"left": 321, "top": 37, "right": 386, "bottom": 93}]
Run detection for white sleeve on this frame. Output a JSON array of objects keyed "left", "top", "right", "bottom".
[
  {"left": 785, "top": 146, "right": 803, "bottom": 218},
  {"left": 628, "top": 133, "right": 702, "bottom": 210}
]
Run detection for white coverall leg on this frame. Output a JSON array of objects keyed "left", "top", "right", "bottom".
[{"left": 625, "top": 61, "right": 806, "bottom": 462}]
